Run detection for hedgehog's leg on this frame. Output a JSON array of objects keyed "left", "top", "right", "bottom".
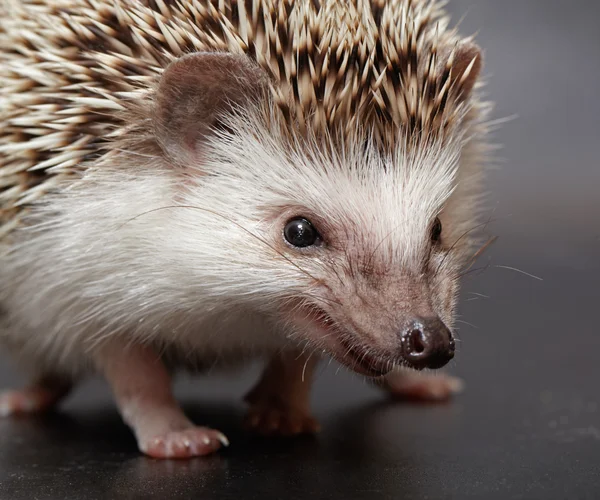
[
  {"left": 244, "top": 350, "right": 320, "bottom": 436},
  {"left": 0, "top": 374, "right": 72, "bottom": 416},
  {"left": 381, "top": 367, "right": 464, "bottom": 402},
  {"left": 94, "top": 339, "right": 228, "bottom": 459}
]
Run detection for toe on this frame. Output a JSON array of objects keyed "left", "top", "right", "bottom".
[
  {"left": 140, "top": 427, "right": 229, "bottom": 459},
  {"left": 244, "top": 405, "right": 320, "bottom": 437},
  {"left": 301, "top": 415, "right": 321, "bottom": 434},
  {"left": 385, "top": 373, "right": 464, "bottom": 402},
  {"left": 0, "top": 390, "right": 50, "bottom": 416}
]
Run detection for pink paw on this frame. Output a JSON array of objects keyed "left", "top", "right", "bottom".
[
  {"left": 139, "top": 427, "right": 229, "bottom": 459},
  {"left": 384, "top": 371, "right": 464, "bottom": 402},
  {"left": 244, "top": 403, "right": 320, "bottom": 436},
  {"left": 0, "top": 388, "right": 57, "bottom": 416}
]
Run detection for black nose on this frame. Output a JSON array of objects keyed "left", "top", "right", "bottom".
[{"left": 400, "top": 317, "right": 455, "bottom": 370}]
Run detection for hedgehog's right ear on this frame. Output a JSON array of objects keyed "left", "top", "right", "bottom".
[
  {"left": 440, "top": 41, "right": 483, "bottom": 101},
  {"left": 153, "top": 52, "right": 269, "bottom": 166}
]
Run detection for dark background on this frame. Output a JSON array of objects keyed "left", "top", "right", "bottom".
[{"left": 1, "top": 0, "right": 599, "bottom": 498}]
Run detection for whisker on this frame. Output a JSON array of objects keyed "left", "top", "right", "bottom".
[
  {"left": 301, "top": 352, "right": 313, "bottom": 383},
  {"left": 461, "top": 235, "right": 499, "bottom": 274},
  {"left": 295, "top": 343, "right": 308, "bottom": 361},
  {"left": 328, "top": 258, "right": 346, "bottom": 286},
  {"left": 458, "top": 260, "right": 491, "bottom": 278},
  {"left": 454, "top": 319, "right": 478, "bottom": 329},
  {"left": 297, "top": 292, "right": 342, "bottom": 307},
  {"left": 435, "top": 215, "right": 496, "bottom": 274},
  {"left": 494, "top": 265, "right": 543, "bottom": 281},
  {"left": 117, "top": 205, "right": 322, "bottom": 284}
]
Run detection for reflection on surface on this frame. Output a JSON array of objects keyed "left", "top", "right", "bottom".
[{"left": 0, "top": 397, "right": 463, "bottom": 499}]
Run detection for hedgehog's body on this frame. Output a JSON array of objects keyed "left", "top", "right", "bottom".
[{"left": 0, "top": 0, "right": 489, "bottom": 458}]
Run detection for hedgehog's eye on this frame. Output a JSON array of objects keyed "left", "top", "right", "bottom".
[
  {"left": 284, "top": 218, "right": 321, "bottom": 248},
  {"left": 430, "top": 217, "right": 442, "bottom": 244}
]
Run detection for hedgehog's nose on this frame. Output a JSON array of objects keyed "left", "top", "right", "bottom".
[{"left": 399, "top": 317, "right": 455, "bottom": 370}]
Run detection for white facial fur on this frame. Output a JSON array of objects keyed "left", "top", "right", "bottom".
[{"left": 0, "top": 96, "right": 483, "bottom": 376}]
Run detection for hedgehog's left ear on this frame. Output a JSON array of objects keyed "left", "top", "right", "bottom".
[
  {"left": 153, "top": 52, "right": 269, "bottom": 166},
  {"left": 443, "top": 41, "right": 483, "bottom": 101}
]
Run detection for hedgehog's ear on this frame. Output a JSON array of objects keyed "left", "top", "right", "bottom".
[
  {"left": 442, "top": 41, "right": 483, "bottom": 101},
  {"left": 153, "top": 52, "right": 269, "bottom": 165}
]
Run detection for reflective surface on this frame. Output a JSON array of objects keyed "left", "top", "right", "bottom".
[{"left": 1, "top": 0, "right": 599, "bottom": 498}]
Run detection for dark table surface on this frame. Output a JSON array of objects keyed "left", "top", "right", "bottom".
[{"left": 1, "top": 0, "right": 600, "bottom": 498}]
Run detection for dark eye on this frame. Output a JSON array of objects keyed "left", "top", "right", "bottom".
[
  {"left": 431, "top": 217, "right": 442, "bottom": 244},
  {"left": 284, "top": 218, "right": 321, "bottom": 248}
]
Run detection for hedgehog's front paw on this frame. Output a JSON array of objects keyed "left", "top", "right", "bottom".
[
  {"left": 0, "top": 389, "right": 48, "bottom": 416},
  {"left": 243, "top": 350, "right": 319, "bottom": 436},
  {"left": 0, "top": 377, "right": 71, "bottom": 416},
  {"left": 382, "top": 368, "right": 464, "bottom": 402},
  {"left": 244, "top": 399, "right": 320, "bottom": 436},
  {"left": 138, "top": 427, "right": 229, "bottom": 459}
]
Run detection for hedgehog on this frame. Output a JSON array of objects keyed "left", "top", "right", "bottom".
[{"left": 0, "top": 0, "right": 490, "bottom": 459}]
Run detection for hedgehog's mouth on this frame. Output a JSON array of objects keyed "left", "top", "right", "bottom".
[
  {"left": 299, "top": 305, "right": 393, "bottom": 377},
  {"left": 336, "top": 336, "right": 391, "bottom": 377}
]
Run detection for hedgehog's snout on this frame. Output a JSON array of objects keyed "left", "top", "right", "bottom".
[{"left": 399, "top": 317, "right": 455, "bottom": 370}]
